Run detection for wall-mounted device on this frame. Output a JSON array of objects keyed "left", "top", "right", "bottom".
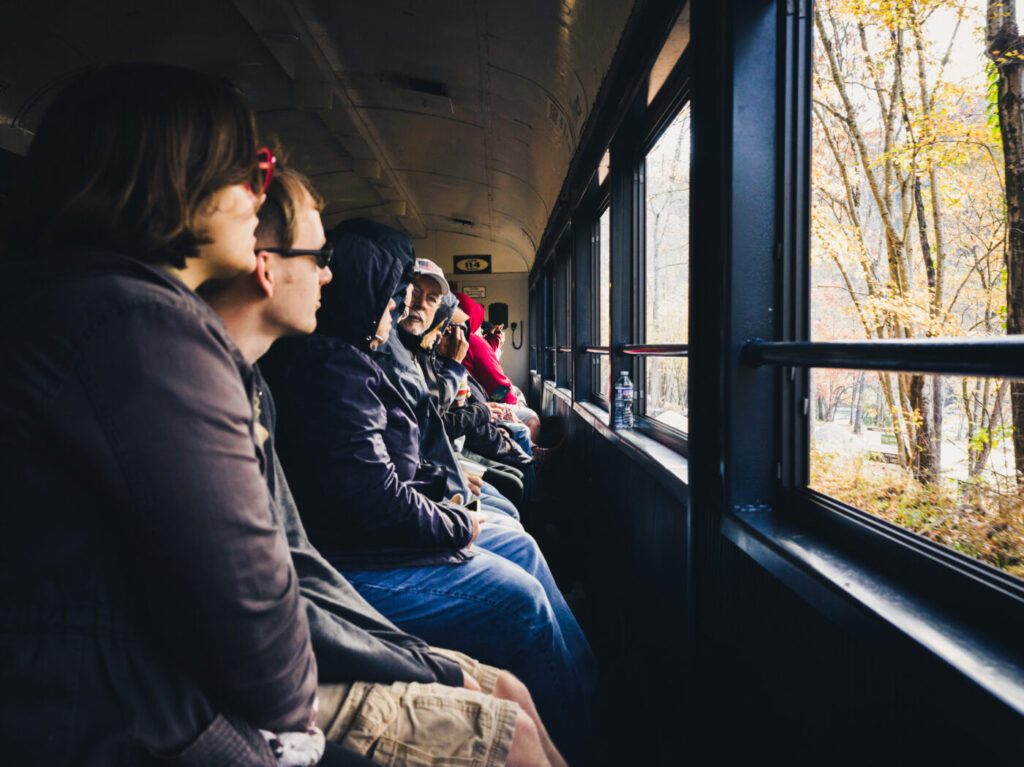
[
  {"left": 510, "top": 321, "right": 523, "bottom": 349},
  {"left": 487, "top": 302, "right": 523, "bottom": 349},
  {"left": 488, "top": 302, "right": 508, "bottom": 327}
]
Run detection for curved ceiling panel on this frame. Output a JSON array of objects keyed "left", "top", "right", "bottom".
[{"left": 1, "top": 0, "right": 636, "bottom": 270}]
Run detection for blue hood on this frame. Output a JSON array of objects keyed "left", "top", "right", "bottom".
[
  {"left": 317, "top": 229, "right": 404, "bottom": 352},
  {"left": 330, "top": 218, "right": 415, "bottom": 319}
]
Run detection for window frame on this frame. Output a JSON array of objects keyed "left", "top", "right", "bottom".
[
  {"left": 556, "top": 235, "right": 573, "bottom": 390},
  {"left": 712, "top": 0, "right": 1024, "bottom": 690},
  {"left": 591, "top": 193, "right": 612, "bottom": 409},
  {"left": 633, "top": 69, "right": 692, "bottom": 453}
]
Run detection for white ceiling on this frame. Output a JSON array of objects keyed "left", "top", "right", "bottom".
[{"left": 0, "top": 0, "right": 636, "bottom": 272}]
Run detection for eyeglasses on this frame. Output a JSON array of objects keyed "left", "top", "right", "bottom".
[
  {"left": 247, "top": 147, "right": 277, "bottom": 197},
  {"left": 261, "top": 243, "right": 334, "bottom": 269}
]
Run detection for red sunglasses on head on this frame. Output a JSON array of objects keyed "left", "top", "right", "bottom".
[{"left": 247, "top": 146, "right": 276, "bottom": 196}]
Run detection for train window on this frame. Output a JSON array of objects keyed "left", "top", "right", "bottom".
[
  {"left": 642, "top": 103, "right": 690, "bottom": 433},
  {"left": 553, "top": 249, "right": 572, "bottom": 389},
  {"left": 805, "top": 3, "right": 1022, "bottom": 576},
  {"left": 810, "top": 369, "right": 1023, "bottom": 576},
  {"left": 542, "top": 271, "right": 554, "bottom": 382},
  {"left": 595, "top": 206, "right": 612, "bottom": 403},
  {"left": 598, "top": 148, "right": 611, "bottom": 186},
  {"left": 647, "top": 3, "right": 690, "bottom": 105}
]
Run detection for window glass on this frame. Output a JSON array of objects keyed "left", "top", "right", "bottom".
[
  {"left": 598, "top": 148, "right": 611, "bottom": 186},
  {"left": 644, "top": 103, "right": 689, "bottom": 432},
  {"left": 811, "top": 370, "right": 1023, "bottom": 577},
  {"left": 597, "top": 207, "right": 611, "bottom": 401},
  {"left": 809, "top": 1, "right": 1022, "bottom": 573}
]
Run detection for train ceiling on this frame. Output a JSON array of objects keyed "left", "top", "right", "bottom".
[{"left": 0, "top": 0, "right": 637, "bottom": 272}]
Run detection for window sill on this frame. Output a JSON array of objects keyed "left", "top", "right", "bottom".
[
  {"left": 571, "top": 395, "right": 688, "bottom": 503},
  {"left": 542, "top": 379, "right": 572, "bottom": 400},
  {"left": 556, "top": 372, "right": 1024, "bottom": 716},
  {"left": 723, "top": 498, "right": 1024, "bottom": 716}
]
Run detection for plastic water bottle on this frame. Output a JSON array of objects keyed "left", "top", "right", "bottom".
[{"left": 614, "top": 371, "right": 634, "bottom": 429}]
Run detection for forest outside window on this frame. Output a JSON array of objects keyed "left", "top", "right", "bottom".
[
  {"left": 808, "top": 0, "right": 1024, "bottom": 579},
  {"left": 643, "top": 103, "right": 690, "bottom": 433}
]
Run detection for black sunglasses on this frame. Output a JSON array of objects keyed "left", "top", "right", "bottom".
[{"left": 260, "top": 243, "right": 334, "bottom": 269}]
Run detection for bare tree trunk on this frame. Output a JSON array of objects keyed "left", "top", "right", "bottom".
[
  {"left": 909, "top": 175, "right": 940, "bottom": 479},
  {"left": 881, "top": 372, "right": 911, "bottom": 468},
  {"left": 875, "top": 378, "right": 883, "bottom": 428},
  {"left": 932, "top": 376, "right": 942, "bottom": 475},
  {"left": 987, "top": 0, "right": 1024, "bottom": 485},
  {"left": 970, "top": 380, "right": 1010, "bottom": 478},
  {"left": 853, "top": 371, "right": 866, "bottom": 433},
  {"left": 908, "top": 373, "right": 935, "bottom": 481}
]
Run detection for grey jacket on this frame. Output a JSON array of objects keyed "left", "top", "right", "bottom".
[
  {"left": 377, "top": 334, "right": 472, "bottom": 499},
  {"left": 0, "top": 251, "right": 316, "bottom": 765}
]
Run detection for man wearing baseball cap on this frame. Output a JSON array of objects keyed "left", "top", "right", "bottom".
[{"left": 402, "top": 257, "right": 451, "bottom": 337}]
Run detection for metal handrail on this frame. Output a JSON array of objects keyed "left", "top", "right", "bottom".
[
  {"left": 621, "top": 343, "right": 689, "bottom": 357},
  {"left": 580, "top": 344, "right": 688, "bottom": 357},
  {"left": 742, "top": 337, "right": 1024, "bottom": 378}
]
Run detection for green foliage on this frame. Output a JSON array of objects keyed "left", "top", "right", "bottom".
[
  {"left": 968, "top": 422, "right": 1012, "bottom": 451},
  {"left": 812, "top": 448, "right": 1024, "bottom": 576},
  {"left": 986, "top": 60, "right": 1002, "bottom": 144}
]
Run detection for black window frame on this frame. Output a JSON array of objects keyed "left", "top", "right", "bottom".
[
  {"left": 631, "top": 52, "right": 693, "bottom": 454},
  {"left": 709, "top": 0, "right": 1024, "bottom": 707},
  {"left": 555, "top": 234, "right": 573, "bottom": 390},
  {"left": 591, "top": 192, "right": 612, "bottom": 409}
]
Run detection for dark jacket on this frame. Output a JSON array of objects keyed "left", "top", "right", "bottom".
[
  {"left": 0, "top": 251, "right": 316, "bottom": 766},
  {"left": 400, "top": 327, "right": 531, "bottom": 469},
  {"left": 338, "top": 223, "right": 472, "bottom": 500},
  {"left": 255, "top": 367, "right": 463, "bottom": 687},
  {"left": 261, "top": 236, "right": 475, "bottom": 570}
]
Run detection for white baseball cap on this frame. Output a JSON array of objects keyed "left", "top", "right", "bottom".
[{"left": 413, "top": 258, "right": 450, "bottom": 295}]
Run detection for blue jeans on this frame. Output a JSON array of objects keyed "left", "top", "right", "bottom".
[
  {"left": 340, "top": 523, "right": 597, "bottom": 761},
  {"left": 498, "top": 420, "right": 532, "bottom": 456},
  {"left": 497, "top": 421, "right": 536, "bottom": 503},
  {"left": 480, "top": 480, "right": 519, "bottom": 520}
]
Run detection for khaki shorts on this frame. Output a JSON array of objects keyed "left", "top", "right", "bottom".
[{"left": 317, "top": 649, "right": 518, "bottom": 767}]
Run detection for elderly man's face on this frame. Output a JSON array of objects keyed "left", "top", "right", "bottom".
[{"left": 400, "top": 274, "right": 442, "bottom": 335}]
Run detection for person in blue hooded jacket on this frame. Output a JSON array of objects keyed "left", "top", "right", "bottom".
[
  {"left": 261, "top": 231, "right": 596, "bottom": 762},
  {"left": 331, "top": 219, "right": 523, "bottom": 520}
]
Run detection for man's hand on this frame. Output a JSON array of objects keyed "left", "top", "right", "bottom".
[
  {"left": 467, "top": 510, "right": 486, "bottom": 543},
  {"left": 438, "top": 326, "right": 470, "bottom": 363},
  {"left": 466, "top": 472, "right": 483, "bottom": 497},
  {"left": 486, "top": 402, "right": 517, "bottom": 421},
  {"left": 462, "top": 670, "right": 483, "bottom": 692}
]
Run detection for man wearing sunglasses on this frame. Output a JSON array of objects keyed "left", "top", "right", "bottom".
[{"left": 201, "top": 166, "right": 565, "bottom": 767}]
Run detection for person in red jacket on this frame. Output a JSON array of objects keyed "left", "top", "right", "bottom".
[{"left": 455, "top": 292, "right": 540, "bottom": 440}]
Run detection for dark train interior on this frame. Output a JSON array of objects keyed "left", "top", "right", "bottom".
[{"left": 4, "top": 0, "right": 1024, "bottom": 763}]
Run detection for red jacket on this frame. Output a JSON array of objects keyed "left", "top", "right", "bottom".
[{"left": 455, "top": 292, "right": 517, "bottom": 404}]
